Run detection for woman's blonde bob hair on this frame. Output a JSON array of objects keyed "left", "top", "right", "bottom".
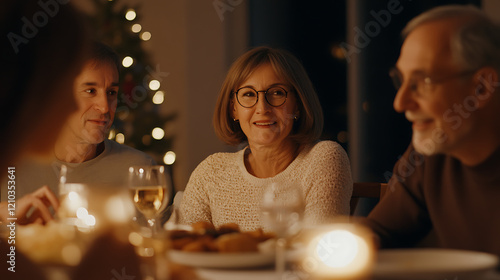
[{"left": 213, "top": 46, "right": 324, "bottom": 146}]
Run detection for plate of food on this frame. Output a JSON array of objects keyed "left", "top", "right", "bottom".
[
  {"left": 373, "top": 249, "right": 499, "bottom": 280},
  {"left": 169, "top": 250, "right": 275, "bottom": 269},
  {"left": 168, "top": 222, "right": 276, "bottom": 268}
]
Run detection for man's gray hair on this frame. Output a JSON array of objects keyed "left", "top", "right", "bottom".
[{"left": 403, "top": 5, "right": 500, "bottom": 73}]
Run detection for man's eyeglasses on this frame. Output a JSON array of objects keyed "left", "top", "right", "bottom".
[
  {"left": 389, "top": 67, "right": 476, "bottom": 97},
  {"left": 234, "top": 86, "right": 289, "bottom": 108}
]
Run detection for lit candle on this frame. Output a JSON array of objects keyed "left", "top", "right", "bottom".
[{"left": 303, "top": 223, "right": 375, "bottom": 279}]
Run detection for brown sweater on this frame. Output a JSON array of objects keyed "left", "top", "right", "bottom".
[{"left": 365, "top": 144, "right": 500, "bottom": 256}]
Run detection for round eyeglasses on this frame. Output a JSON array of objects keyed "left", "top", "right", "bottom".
[{"left": 234, "top": 86, "right": 289, "bottom": 108}]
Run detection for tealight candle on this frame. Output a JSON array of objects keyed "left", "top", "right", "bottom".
[{"left": 303, "top": 223, "right": 375, "bottom": 280}]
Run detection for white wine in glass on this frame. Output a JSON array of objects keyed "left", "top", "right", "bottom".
[
  {"left": 130, "top": 185, "right": 167, "bottom": 219},
  {"left": 128, "top": 166, "right": 170, "bottom": 234}
]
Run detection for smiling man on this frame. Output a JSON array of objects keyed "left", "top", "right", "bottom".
[
  {"left": 1, "top": 42, "right": 154, "bottom": 207},
  {"left": 364, "top": 5, "right": 500, "bottom": 256},
  {"left": 55, "top": 45, "right": 121, "bottom": 163}
]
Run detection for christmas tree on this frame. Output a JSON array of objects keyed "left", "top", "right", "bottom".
[{"left": 87, "top": 0, "right": 176, "bottom": 166}]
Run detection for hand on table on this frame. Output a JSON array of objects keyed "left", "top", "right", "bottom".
[{"left": 0, "top": 185, "right": 59, "bottom": 225}]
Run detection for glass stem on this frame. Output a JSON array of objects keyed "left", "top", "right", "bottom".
[
  {"left": 148, "top": 218, "right": 157, "bottom": 237},
  {"left": 276, "top": 237, "right": 286, "bottom": 279}
]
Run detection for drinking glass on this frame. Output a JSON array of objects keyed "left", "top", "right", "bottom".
[
  {"left": 128, "top": 165, "right": 171, "bottom": 237},
  {"left": 58, "top": 165, "right": 92, "bottom": 228},
  {"left": 261, "top": 182, "right": 304, "bottom": 278}
]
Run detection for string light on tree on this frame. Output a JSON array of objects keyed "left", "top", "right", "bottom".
[
  {"left": 149, "top": 80, "right": 160, "bottom": 90},
  {"left": 163, "top": 151, "right": 176, "bottom": 165},
  {"left": 108, "top": 129, "right": 116, "bottom": 140},
  {"left": 131, "top": 24, "right": 142, "bottom": 33},
  {"left": 116, "top": 133, "right": 125, "bottom": 144},
  {"left": 141, "top": 31, "right": 152, "bottom": 41},
  {"left": 152, "top": 91, "right": 165, "bottom": 104},
  {"left": 122, "top": 56, "right": 133, "bottom": 68},
  {"left": 125, "top": 9, "right": 136, "bottom": 21},
  {"left": 90, "top": 0, "right": 176, "bottom": 179},
  {"left": 152, "top": 127, "right": 165, "bottom": 140}
]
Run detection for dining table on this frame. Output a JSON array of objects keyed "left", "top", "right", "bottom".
[
  {"left": 3, "top": 222, "right": 500, "bottom": 280},
  {"left": 168, "top": 247, "right": 500, "bottom": 280},
  {"left": 192, "top": 267, "right": 500, "bottom": 280},
  {"left": 189, "top": 261, "right": 500, "bottom": 280},
  {"left": 3, "top": 184, "right": 499, "bottom": 280},
  {"left": 164, "top": 224, "right": 500, "bottom": 280}
]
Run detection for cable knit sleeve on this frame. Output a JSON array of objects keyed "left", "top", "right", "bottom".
[
  {"left": 178, "top": 156, "right": 214, "bottom": 225},
  {"left": 302, "top": 141, "right": 353, "bottom": 225}
]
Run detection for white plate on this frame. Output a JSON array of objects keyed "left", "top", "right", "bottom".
[
  {"left": 373, "top": 249, "right": 499, "bottom": 280},
  {"left": 169, "top": 250, "right": 275, "bottom": 268}
]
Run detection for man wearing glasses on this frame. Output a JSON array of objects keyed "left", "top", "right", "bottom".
[{"left": 365, "top": 5, "right": 500, "bottom": 256}]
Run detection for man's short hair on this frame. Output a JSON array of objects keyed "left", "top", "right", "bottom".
[
  {"left": 89, "top": 42, "right": 121, "bottom": 73},
  {"left": 403, "top": 5, "right": 500, "bottom": 74}
]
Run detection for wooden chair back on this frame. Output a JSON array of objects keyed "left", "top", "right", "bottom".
[{"left": 350, "top": 182, "right": 388, "bottom": 215}]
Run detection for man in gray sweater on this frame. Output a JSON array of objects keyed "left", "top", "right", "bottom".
[{"left": 0, "top": 42, "right": 154, "bottom": 224}]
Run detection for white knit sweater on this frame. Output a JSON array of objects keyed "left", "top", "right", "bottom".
[{"left": 179, "top": 141, "right": 353, "bottom": 231}]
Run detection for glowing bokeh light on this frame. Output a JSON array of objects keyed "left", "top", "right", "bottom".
[
  {"left": 116, "top": 133, "right": 125, "bottom": 144},
  {"left": 131, "top": 23, "right": 142, "bottom": 33},
  {"left": 149, "top": 80, "right": 160, "bottom": 90},
  {"left": 141, "top": 31, "right": 152, "bottom": 41},
  {"left": 122, "top": 56, "right": 133, "bottom": 68},
  {"left": 316, "top": 230, "right": 359, "bottom": 268},
  {"left": 152, "top": 91, "right": 165, "bottom": 104},
  {"left": 152, "top": 127, "right": 165, "bottom": 140},
  {"left": 68, "top": 191, "right": 79, "bottom": 202},
  {"left": 108, "top": 129, "right": 116, "bottom": 140},
  {"left": 84, "top": 215, "right": 96, "bottom": 227},
  {"left": 125, "top": 9, "right": 136, "bottom": 21},
  {"left": 164, "top": 151, "right": 176, "bottom": 165},
  {"left": 76, "top": 207, "right": 88, "bottom": 220}
]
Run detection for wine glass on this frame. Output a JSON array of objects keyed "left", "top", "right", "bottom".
[
  {"left": 128, "top": 165, "right": 171, "bottom": 237},
  {"left": 261, "top": 182, "right": 304, "bottom": 278}
]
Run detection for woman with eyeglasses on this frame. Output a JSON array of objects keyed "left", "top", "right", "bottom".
[{"left": 179, "top": 47, "right": 353, "bottom": 231}]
